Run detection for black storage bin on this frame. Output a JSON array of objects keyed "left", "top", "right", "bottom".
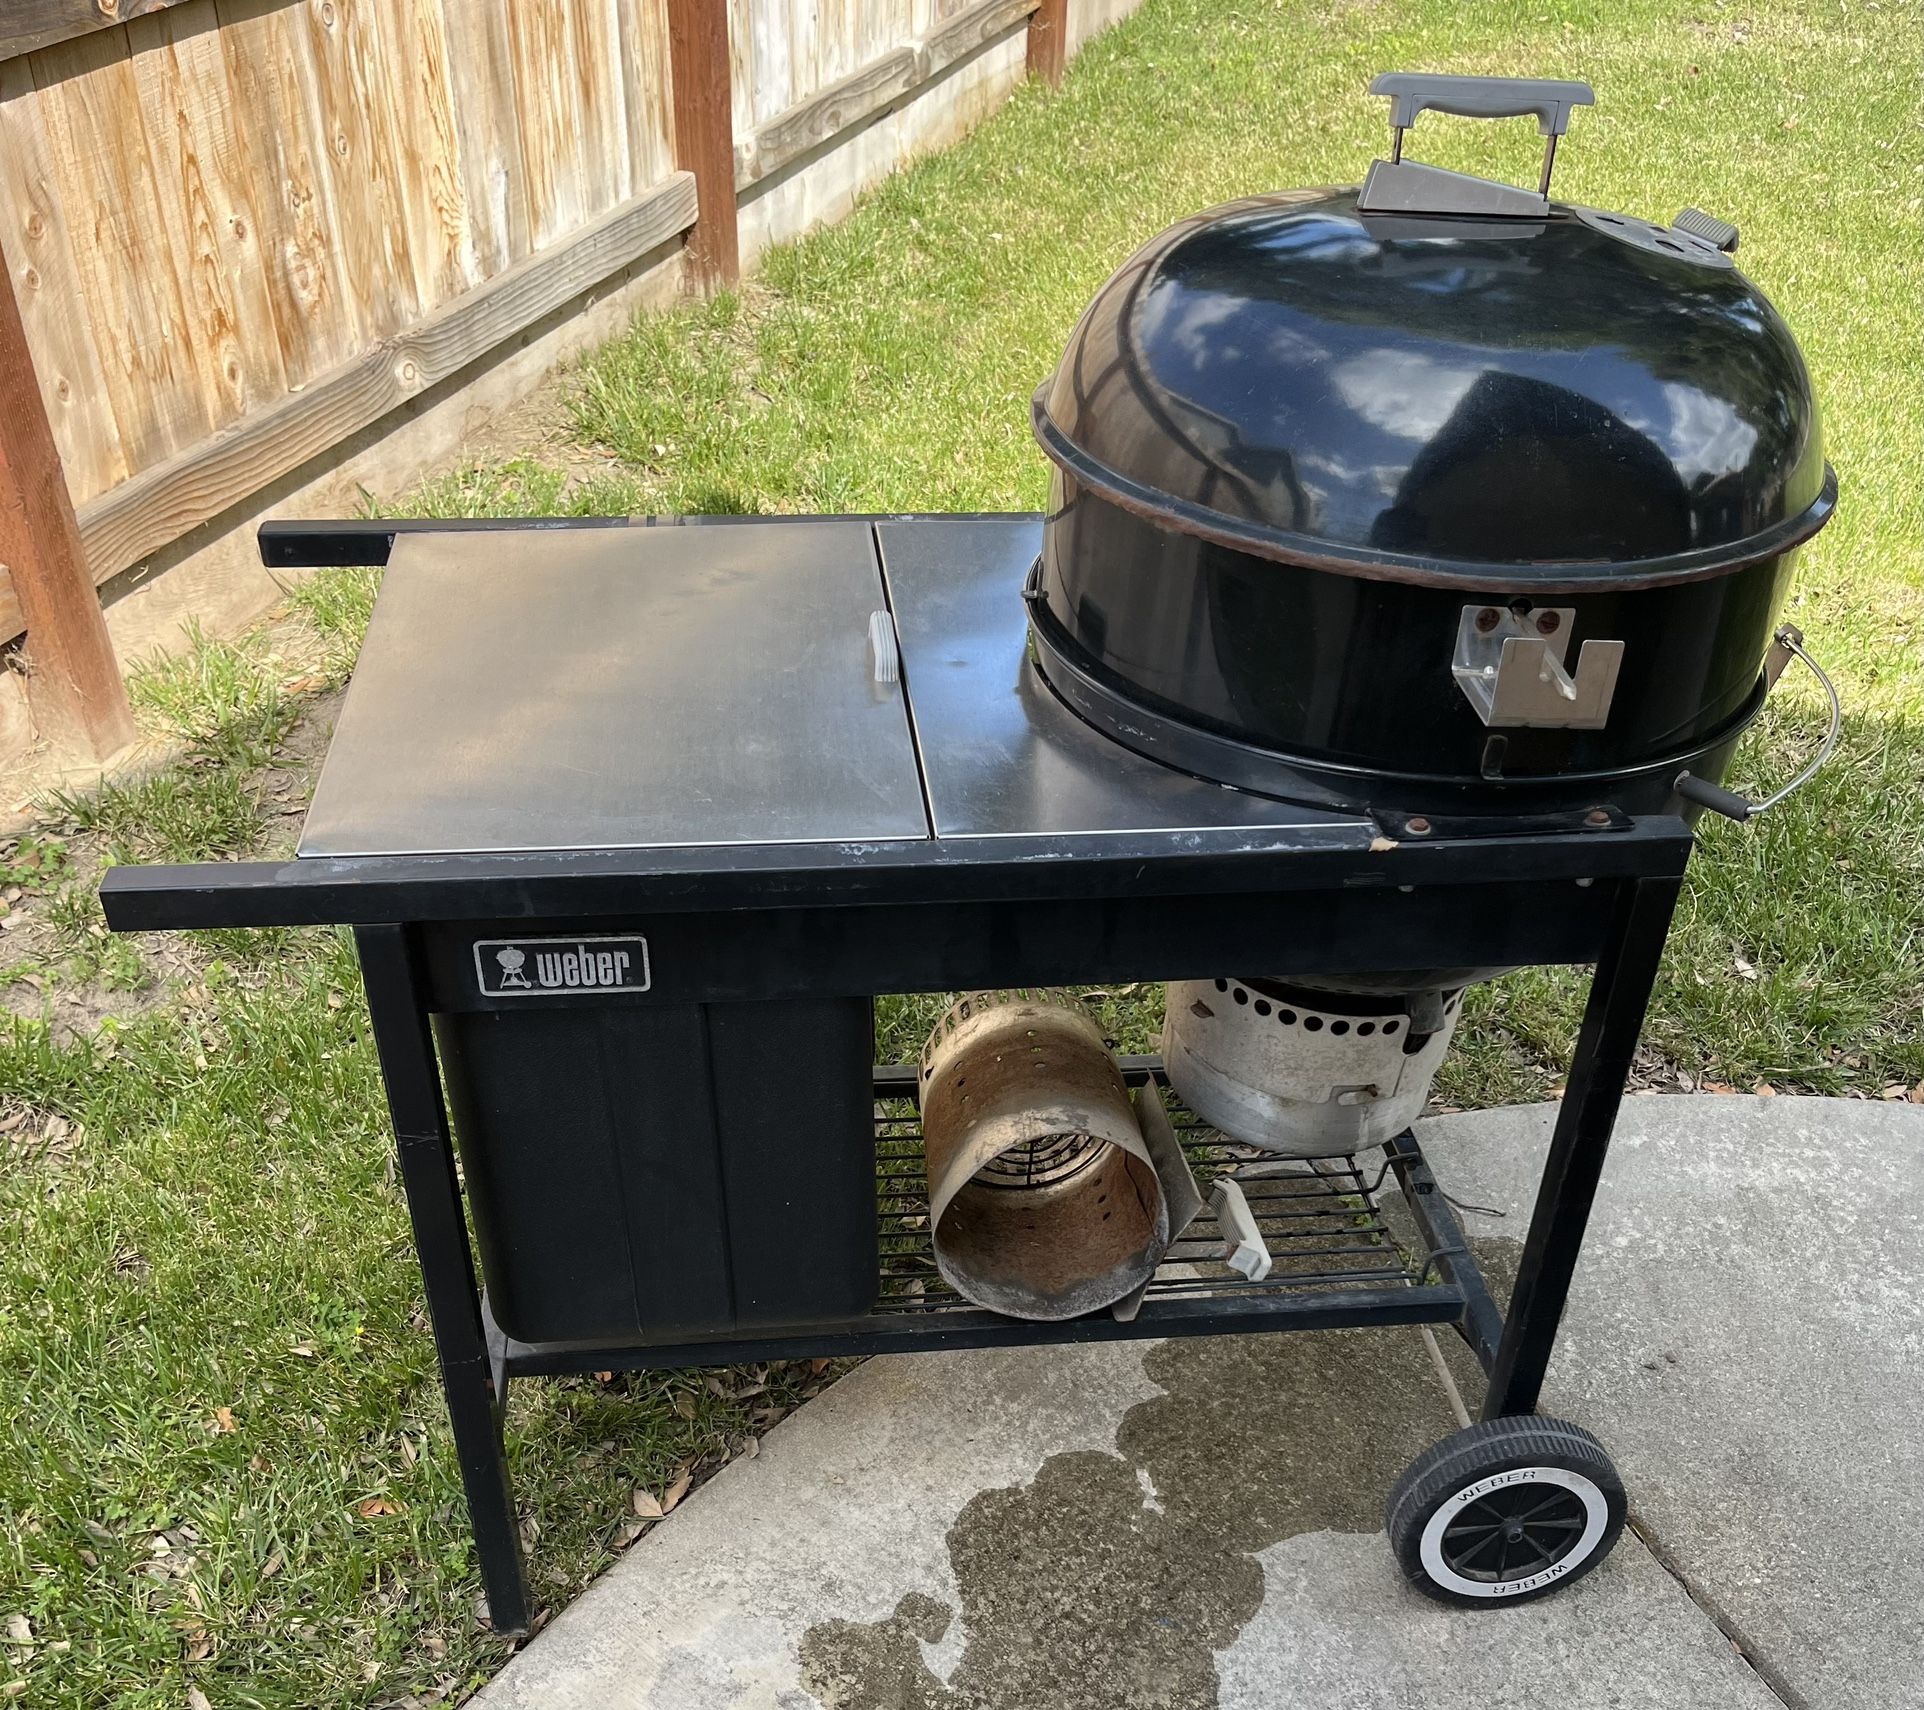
[{"left": 433, "top": 997, "right": 879, "bottom": 1345}]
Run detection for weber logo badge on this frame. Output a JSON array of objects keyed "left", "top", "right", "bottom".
[{"left": 474, "top": 936, "right": 651, "bottom": 997}]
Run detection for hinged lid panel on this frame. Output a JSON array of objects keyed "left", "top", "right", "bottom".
[{"left": 300, "top": 523, "right": 929, "bottom": 856}]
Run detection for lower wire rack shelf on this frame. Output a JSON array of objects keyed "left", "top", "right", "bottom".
[
  {"left": 875, "top": 1063, "right": 1448, "bottom": 1315},
  {"left": 486, "top": 1060, "right": 1486, "bottom": 1380}
]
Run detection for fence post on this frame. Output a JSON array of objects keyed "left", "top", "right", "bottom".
[
  {"left": 1027, "top": 0, "right": 1069, "bottom": 86},
  {"left": 0, "top": 255, "right": 134, "bottom": 764},
  {"left": 667, "top": 0, "right": 741, "bottom": 288}
]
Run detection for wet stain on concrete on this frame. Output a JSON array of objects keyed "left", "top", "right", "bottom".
[{"left": 799, "top": 1327, "right": 1464, "bottom": 1710}]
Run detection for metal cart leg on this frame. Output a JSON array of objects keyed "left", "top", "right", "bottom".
[
  {"left": 1480, "top": 875, "right": 1683, "bottom": 1420},
  {"left": 355, "top": 925, "right": 532, "bottom": 1638}
]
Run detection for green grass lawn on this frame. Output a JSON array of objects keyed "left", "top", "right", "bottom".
[{"left": 3, "top": 1, "right": 1919, "bottom": 1704}]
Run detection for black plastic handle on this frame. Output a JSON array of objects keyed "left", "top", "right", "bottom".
[
  {"left": 1674, "top": 772, "right": 1754, "bottom": 822},
  {"left": 1368, "top": 73, "right": 1595, "bottom": 137}
]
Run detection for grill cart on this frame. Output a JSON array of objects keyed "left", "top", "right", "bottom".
[
  {"left": 101, "top": 74, "right": 1836, "bottom": 1634},
  {"left": 103, "top": 510, "right": 1705, "bottom": 1630}
]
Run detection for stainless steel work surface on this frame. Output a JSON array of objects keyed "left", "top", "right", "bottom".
[
  {"left": 877, "top": 520, "right": 1369, "bottom": 841},
  {"left": 301, "top": 524, "right": 930, "bottom": 856}
]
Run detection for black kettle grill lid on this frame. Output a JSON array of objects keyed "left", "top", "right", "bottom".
[{"left": 1033, "top": 76, "right": 1834, "bottom": 591}]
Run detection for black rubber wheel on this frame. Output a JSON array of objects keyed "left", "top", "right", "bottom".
[{"left": 1386, "top": 1416, "right": 1626, "bottom": 1606}]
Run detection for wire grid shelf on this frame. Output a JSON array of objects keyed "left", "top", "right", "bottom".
[{"left": 872, "top": 1069, "right": 1443, "bottom": 1316}]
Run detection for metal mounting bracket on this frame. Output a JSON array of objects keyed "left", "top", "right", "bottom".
[
  {"left": 1452, "top": 605, "right": 1624, "bottom": 730},
  {"left": 1359, "top": 160, "right": 1550, "bottom": 219}
]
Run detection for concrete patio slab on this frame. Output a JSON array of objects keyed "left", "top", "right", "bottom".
[
  {"left": 474, "top": 1094, "right": 1922, "bottom": 1710},
  {"left": 1419, "top": 1093, "right": 1924, "bottom": 1710},
  {"left": 1215, "top": 1527, "right": 1780, "bottom": 1710}
]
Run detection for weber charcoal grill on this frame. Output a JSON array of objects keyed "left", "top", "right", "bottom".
[{"left": 103, "top": 75, "right": 1839, "bottom": 1629}]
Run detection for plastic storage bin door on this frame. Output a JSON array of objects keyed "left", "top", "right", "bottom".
[{"left": 433, "top": 997, "right": 879, "bottom": 1345}]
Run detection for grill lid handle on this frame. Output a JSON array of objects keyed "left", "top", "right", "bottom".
[
  {"left": 1369, "top": 73, "right": 1595, "bottom": 139},
  {"left": 1360, "top": 73, "right": 1595, "bottom": 216}
]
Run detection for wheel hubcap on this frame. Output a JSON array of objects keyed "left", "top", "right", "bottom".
[{"left": 1439, "top": 1483, "right": 1591, "bottom": 1582}]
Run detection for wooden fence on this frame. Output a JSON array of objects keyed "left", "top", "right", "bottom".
[{"left": 0, "top": 0, "right": 1095, "bottom": 762}]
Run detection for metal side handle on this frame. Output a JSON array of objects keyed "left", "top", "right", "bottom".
[{"left": 1676, "top": 627, "right": 1841, "bottom": 822}]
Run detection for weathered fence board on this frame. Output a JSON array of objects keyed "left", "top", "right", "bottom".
[
  {"left": 748, "top": 0, "right": 791, "bottom": 125},
  {"left": 0, "top": 0, "right": 698, "bottom": 543},
  {"left": 0, "top": 57, "right": 132, "bottom": 500},
  {"left": 573, "top": 0, "right": 633, "bottom": 210},
  {"left": 497, "top": 0, "right": 651, "bottom": 247},
  {"left": 127, "top": 2, "right": 288, "bottom": 429},
  {"left": 31, "top": 28, "right": 219, "bottom": 469},
  {"left": 507, "top": 1, "right": 589, "bottom": 250},
  {"left": 927, "top": 0, "right": 1036, "bottom": 77},
  {"left": 301, "top": 0, "right": 422, "bottom": 341},
  {"left": 737, "top": 0, "right": 1038, "bottom": 187},
  {"left": 62, "top": 173, "right": 696, "bottom": 612},
  {"left": 370, "top": 0, "right": 470, "bottom": 309},
  {"left": 213, "top": 0, "right": 365, "bottom": 386},
  {"left": 748, "top": 47, "right": 922, "bottom": 186},
  {"left": 440, "top": 0, "right": 530, "bottom": 281},
  {"left": 615, "top": 0, "right": 677, "bottom": 192},
  {"left": 725, "top": 0, "right": 757, "bottom": 140}
]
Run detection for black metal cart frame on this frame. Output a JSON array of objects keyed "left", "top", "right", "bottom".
[
  {"left": 106, "top": 818, "right": 1686, "bottom": 1636},
  {"left": 98, "top": 512, "right": 1694, "bottom": 1635}
]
